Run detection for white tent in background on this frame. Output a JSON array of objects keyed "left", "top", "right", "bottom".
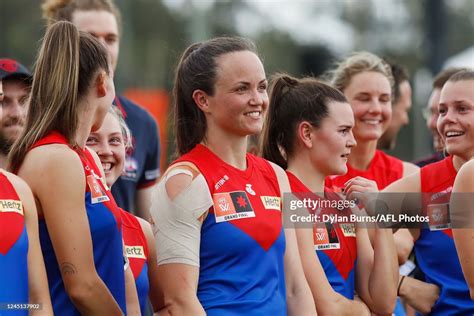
[{"left": 443, "top": 46, "right": 474, "bottom": 69}]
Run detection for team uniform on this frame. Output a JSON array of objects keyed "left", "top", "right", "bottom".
[
  {"left": 113, "top": 95, "right": 160, "bottom": 213},
  {"left": 326, "top": 150, "right": 404, "bottom": 191},
  {"left": 121, "top": 209, "right": 149, "bottom": 314},
  {"left": 287, "top": 171, "right": 357, "bottom": 299},
  {"left": 31, "top": 132, "right": 126, "bottom": 315},
  {"left": 0, "top": 171, "right": 28, "bottom": 315},
  {"left": 175, "top": 144, "right": 286, "bottom": 315},
  {"left": 415, "top": 156, "right": 474, "bottom": 315}
]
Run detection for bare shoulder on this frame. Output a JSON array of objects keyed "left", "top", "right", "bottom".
[
  {"left": 163, "top": 162, "right": 201, "bottom": 201},
  {"left": 383, "top": 170, "right": 421, "bottom": 193},
  {"left": 454, "top": 159, "right": 474, "bottom": 192},
  {"left": 136, "top": 216, "right": 153, "bottom": 239},
  {"left": 402, "top": 161, "right": 419, "bottom": 177},
  {"left": 19, "top": 144, "right": 85, "bottom": 191}
]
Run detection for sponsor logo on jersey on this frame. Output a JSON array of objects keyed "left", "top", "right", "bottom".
[
  {"left": 0, "top": 199, "right": 23, "bottom": 215},
  {"left": 314, "top": 222, "right": 340, "bottom": 250},
  {"left": 245, "top": 184, "right": 256, "bottom": 196},
  {"left": 86, "top": 173, "right": 110, "bottom": 204},
  {"left": 215, "top": 175, "right": 229, "bottom": 191},
  {"left": 340, "top": 223, "right": 356, "bottom": 237},
  {"left": 427, "top": 203, "right": 451, "bottom": 231},
  {"left": 125, "top": 245, "right": 146, "bottom": 259},
  {"left": 212, "top": 191, "right": 255, "bottom": 223},
  {"left": 261, "top": 196, "right": 281, "bottom": 210}
]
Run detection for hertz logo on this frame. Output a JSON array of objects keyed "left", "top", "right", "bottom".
[
  {"left": 0, "top": 199, "right": 23, "bottom": 215},
  {"left": 261, "top": 196, "right": 281, "bottom": 211},
  {"left": 125, "top": 246, "right": 146, "bottom": 259}
]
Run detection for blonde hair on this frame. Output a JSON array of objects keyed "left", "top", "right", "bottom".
[
  {"left": 108, "top": 106, "right": 133, "bottom": 151},
  {"left": 330, "top": 51, "right": 394, "bottom": 93},
  {"left": 8, "top": 21, "right": 110, "bottom": 172},
  {"left": 42, "top": 0, "right": 122, "bottom": 32}
]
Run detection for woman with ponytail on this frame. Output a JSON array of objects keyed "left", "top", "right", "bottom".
[
  {"left": 8, "top": 21, "right": 129, "bottom": 315},
  {"left": 262, "top": 74, "right": 398, "bottom": 315},
  {"left": 150, "top": 37, "right": 315, "bottom": 315}
]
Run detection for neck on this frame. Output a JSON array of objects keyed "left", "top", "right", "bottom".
[
  {"left": 287, "top": 154, "right": 325, "bottom": 192},
  {"left": 203, "top": 131, "right": 248, "bottom": 170},
  {"left": 453, "top": 155, "right": 467, "bottom": 172},
  {"left": 75, "top": 101, "right": 95, "bottom": 149},
  {"left": 349, "top": 139, "right": 378, "bottom": 170},
  {"left": 0, "top": 153, "right": 7, "bottom": 169}
]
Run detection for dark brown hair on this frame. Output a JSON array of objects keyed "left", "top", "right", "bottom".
[
  {"left": 386, "top": 59, "right": 409, "bottom": 105},
  {"left": 173, "top": 36, "right": 257, "bottom": 155},
  {"left": 432, "top": 67, "right": 468, "bottom": 89},
  {"left": 8, "top": 21, "right": 110, "bottom": 172},
  {"left": 261, "top": 74, "right": 347, "bottom": 169},
  {"left": 445, "top": 69, "right": 474, "bottom": 84}
]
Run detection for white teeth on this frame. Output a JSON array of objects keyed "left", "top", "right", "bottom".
[
  {"left": 446, "top": 131, "right": 464, "bottom": 137},
  {"left": 102, "top": 163, "right": 112, "bottom": 171},
  {"left": 245, "top": 111, "right": 260, "bottom": 117},
  {"left": 362, "top": 119, "right": 380, "bottom": 125}
]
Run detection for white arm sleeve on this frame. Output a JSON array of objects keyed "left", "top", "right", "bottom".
[{"left": 150, "top": 169, "right": 213, "bottom": 267}]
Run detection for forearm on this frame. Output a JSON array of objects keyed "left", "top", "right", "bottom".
[
  {"left": 67, "top": 277, "right": 123, "bottom": 315},
  {"left": 367, "top": 228, "right": 398, "bottom": 313},
  {"left": 286, "top": 282, "right": 317, "bottom": 316},
  {"left": 125, "top": 267, "right": 140, "bottom": 316}
]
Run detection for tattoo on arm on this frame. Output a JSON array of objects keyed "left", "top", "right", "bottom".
[{"left": 61, "top": 262, "right": 77, "bottom": 276}]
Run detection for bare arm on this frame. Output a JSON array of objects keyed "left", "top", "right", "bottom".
[
  {"left": 355, "top": 227, "right": 398, "bottom": 314},
  {"left": 451, "top": 159, "right": 474, "bottom": 299},
  {"left": 19, "top": 147, "right": 123, "bottom": 315},
  {"left": 136, "top": 185, "right": 154, "bottom": 221},
  {"left": 296, "top": 226, "right": 370, "bottom": 316},
  {"left": 8, "top": 173, "right": 53, "bottom": 315},
  {"left": 393, "top": 228, "right": 414, "bottom": 265},
  {"left": 402, "top": 161, "right": 419, "bottom": 178},
  {"left": 269, "top": 162, "right": 317, "bottom": 316},
  {"left": 125, "top": 244, "right": 140, "bottom": 316},
  {"left": 137, "top": 217, "right": 162, "bottom": 312}
]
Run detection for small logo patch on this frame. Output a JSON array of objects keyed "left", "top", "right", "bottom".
[
  {"left": 87, "top": 173, "right": 110, "bottom": 204},
  {"left": 314, "top": 223, "right": 340, "bottom": 250},
  {"left": 213, "top": 191, "right": 255, "bottom": 223},
  {"left": 125, "top": 245, "right": 146, "bottom": 259},
  {"left": 340, "top": 223, "right": 356, "bottom": 237},
  {"left": 245, "top": 184, "right": 256, "bottom": 196},
  {"left": 261, "top": 196, "right": 281, "bottom": 210},
  {"left": 427, "top": 203, "right": 451, "bottom": 231},
  {"left": 0, "top": 199, "right": 23, "bottom": 215}
]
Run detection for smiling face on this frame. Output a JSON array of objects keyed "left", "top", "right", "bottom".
[
  {"left": 87, "top": 112, "right": 125, "bottom": 187},
  {"left": 203, "top": 50, "right": 268, "bottom": 138},
  {"left": 310, "top": 101, "right": 357, "bottom": 175},
  {"left": 437, "top": 79, "right": 474, "bottom": 160},
  {"left": 343, "top": 71, "right": 392, "bottom": 142}
]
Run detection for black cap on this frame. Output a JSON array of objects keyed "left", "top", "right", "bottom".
[{"left": 0, "top": 58, "right": 32, "bottom": 83}]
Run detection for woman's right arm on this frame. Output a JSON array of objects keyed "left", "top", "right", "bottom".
[
  {"left": 151, "top": 165, "right": 209, "bottom": 315},
  {"left": 19, "top": 147, "right": 122, "bottom": 315},
  {"left": 295, "top": 227, "right": 371, "bottom": 316}
]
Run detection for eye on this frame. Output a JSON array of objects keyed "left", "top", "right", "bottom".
[
  {"left": 258, "top": 83, "right": 267, "bottom": 91},
  {"left": 106, "top": 35, "right": 118, "bottom": 45},
  {"left": 236, "top": 86, "right": 247, "bottom": 93},
  {"left": 380, "top": 95, "right": 391, "bottom": 103},
  {"left": 109, "top": 137, "right": 123, "bottom": 145},
  {"left": 339, "top": 128, "right": 349, "bottom": 135},
  {"left": 458, "top": 106, "right": 468, "bottom": 113},
  {"left": 438, "top": 107, "right": 447, "bottom": 115},
  {"left": 86, "top": 137, "right": 98, "bottom": 145}
]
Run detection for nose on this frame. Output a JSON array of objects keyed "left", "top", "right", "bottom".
[
  {"left": 347, "top": 131, "right": 357, "bottom": 148},
  {"left": 249, "top": 89, "right": 264, "bottom": 106},
  {"left": 7, "top": 99, "right": 25, "bottom": 118},
  {"left": 97, "top": 142, "right": 113, "bottom": 157},
  {"left": 367, "top": 99, "right": 382, "bottom": 114}
]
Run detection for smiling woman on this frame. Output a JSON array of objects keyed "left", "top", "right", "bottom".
[{"left": 150, "top": 36, "right": 316, "bottom": 316}]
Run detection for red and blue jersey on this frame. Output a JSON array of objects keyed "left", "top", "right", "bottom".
[
  {"left": 0, "top": 171, "right": 28, "bottom": 315},
  {"left": 121, "top": 209, "right": 149, "bottom": 314},
  {"left": 112, "top": 95, "right": 160, "bottom": 213},
  {"left": 31, "top": 132, "right": 126, "bottom": 315},
  {"left": 326, "top": 150, "right": 404, "bottom": 191},
  {"left": 415, "top": 156, "right": 474, "bottom": 315},
  {"left": 176, "top": 144, "right": 286, "bottom": 315},
  {"left": 287, "top": 171, "right": 357, "bottom": 299}
]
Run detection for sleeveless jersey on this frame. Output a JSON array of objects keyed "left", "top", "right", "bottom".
[
  {"left": 287, "top": 171, "right": 357, "bottom": 299},
  {"left": 175, "top": 144, "right": 286, "bottom": 316},
  {"left": 326, "top": 150, "right": 404, "bottom": 190},
  {"left": 121, "top": 209, "right": 149, "bottom": 314},
  {"left": 415, "top": 156, "right": 474, "bottom": 315},
  {"left": 0, "top": 171, "right": 29, "bottom": 314},
  {"left": 31, "top": 132, "right": 126, "bottom": 315}
]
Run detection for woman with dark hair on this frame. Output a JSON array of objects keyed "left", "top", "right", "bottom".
[
  {"left": 150, "top": 37, "right": 315, "bottom": 315},
  {"left": 262, "top": 74, "right": 398, "bottom": 315},
  {"left": 9, "top": 21, "right": 130, "bottom": 315}
]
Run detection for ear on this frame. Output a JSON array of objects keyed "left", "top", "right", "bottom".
[
  {"left": 95, "top": 71, "right": 108, "bottom": 98},
  {"left": 192, "top": 89, "right": 211, "bottom": 113},
  {"left": 297, "top": 121, "right": 313, "bottom": 149}
]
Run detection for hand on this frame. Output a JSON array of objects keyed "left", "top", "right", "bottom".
[
  {"left": 399, "top": 276, "right": 440, "bottom": 314},
  {"left": 343, "top": 176, "right": 378, "bottom": 201}
]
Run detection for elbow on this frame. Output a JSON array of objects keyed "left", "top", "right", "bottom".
[
  {"left": 396, "top": 244, "right": 412, "bottom": 265},
  {"left": 369, "top": 297, "right": 397, "bottom": 316},
  {"left": 64, "top": 277, "right": 99, "bottom": 308},
  {"left": 162, "top": 294, "right": 205, "bottom": 316}
]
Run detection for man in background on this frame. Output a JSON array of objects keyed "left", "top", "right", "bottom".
[{"left": 0, "top": 58, "right": 32, "bottom": 168}]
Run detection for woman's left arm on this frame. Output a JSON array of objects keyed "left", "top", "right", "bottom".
[{"left": 269, "top": 162, "right": 317, "bottom": 316}]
